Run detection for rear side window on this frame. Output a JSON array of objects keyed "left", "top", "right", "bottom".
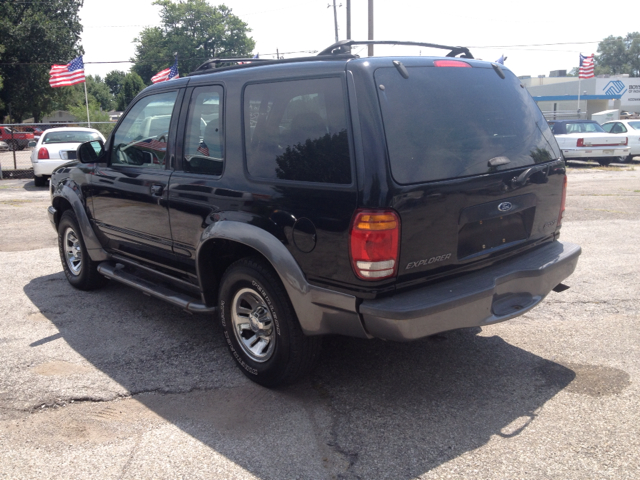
[
  {"left": 375, "top": 66, "right": 561, "bottom": 184},
  {"left": 183, "top": 86, "right": 224, "bottom": 176},
  {"left": 244, "top": 77, "right": 351, "bottom": 184}
]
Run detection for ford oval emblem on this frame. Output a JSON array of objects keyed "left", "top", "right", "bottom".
[{"left": 498, "top": 202, "right": 513, "bottom": 212}]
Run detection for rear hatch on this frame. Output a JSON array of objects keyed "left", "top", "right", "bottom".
[{"left": 373, "top": 59, "right": 565, "bottom": 286}]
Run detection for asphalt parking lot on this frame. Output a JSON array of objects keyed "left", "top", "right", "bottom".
[{"left": 0, "top": 164, "right": 638, "bottom": 479}]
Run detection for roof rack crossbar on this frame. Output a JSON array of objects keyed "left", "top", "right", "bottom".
[{"left": 317, "top": 40, "right": 474, "bottom": 59}]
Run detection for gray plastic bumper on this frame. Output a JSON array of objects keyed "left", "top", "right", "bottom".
[{"left": 359, "top": 241, "right": 581, "bottom": 341}]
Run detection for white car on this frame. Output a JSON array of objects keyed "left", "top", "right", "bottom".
[
  {"left": 550, "top": 120, "right": 630, "bottom": 166},
  {"left": 31, "top": 127, "right": 105, "bottom": 187},
  {"left": 601, "top": 119, "right": 640, "bottom": 162}
]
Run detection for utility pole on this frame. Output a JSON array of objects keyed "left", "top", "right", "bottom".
[
  {"left": 346, "top": 0, "right": 351, "bottom": 40},
  {"left": 331, "top": 0, "right": 339, "bottom": 43},
  {"left": 368, "top": 0, "right": 374, "bottom": 56}
]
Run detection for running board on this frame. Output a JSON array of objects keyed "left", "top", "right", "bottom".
[{"left": 97, "top": 262, "right": 217, "bottom": 314}]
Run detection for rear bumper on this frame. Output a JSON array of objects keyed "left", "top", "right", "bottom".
[
  {"left": 359, "top": 241, "right": 581, "bottom": 341},
  {"left": 562, "top": 147, "right": 629, "bottom": 159},
  {"left": 33, "top": 159, "right": 69, "bottom": 177}
]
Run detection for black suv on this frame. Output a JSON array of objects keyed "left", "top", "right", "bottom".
[{"left": 48, "top": 41, "right": 581, "bottom": 387}]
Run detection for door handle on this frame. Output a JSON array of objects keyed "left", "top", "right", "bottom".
[{"left": 150, "top": 184, "right": 164, "bottom": 196}]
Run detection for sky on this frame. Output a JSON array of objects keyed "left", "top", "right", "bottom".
[{"left": 79, "top": 0, "right": 638, "bottom": 80}]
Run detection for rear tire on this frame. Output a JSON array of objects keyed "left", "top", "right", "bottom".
[
  {"left": 626, "top": 155, "right": 635, "bottom": 163},
  {"left": 33, "top": 175, "right": 47, "bottom": 187},
  {"left": 218, "top": 257, "right": 322, "bottom": 387},
  {"left": 58, "top": 210, "right": 108, "bottom": 290},
  {"left": 597, "top": 158, "right": 613, "bottom": 166}
]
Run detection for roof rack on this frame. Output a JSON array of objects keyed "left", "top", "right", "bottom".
[
  {"left": 189, "top": 40, "right": 473, "bottom": 76},
  {"left": 316, "top": 40, "right": 474, "bottom": 59},
  {"left": 190, "top": 54, "right": 355, "bottom": 76}
]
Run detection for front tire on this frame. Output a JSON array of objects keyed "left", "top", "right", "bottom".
[
  {"left": 218, "top": 257, "right": 322, "bottom": 387},
  {"left": 57, "top": 210, "right": 108, "bottom": 290}
]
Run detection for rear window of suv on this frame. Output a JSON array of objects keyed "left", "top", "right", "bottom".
[{"left": 375, "top": 65, "right": 560, "bottom": 184}]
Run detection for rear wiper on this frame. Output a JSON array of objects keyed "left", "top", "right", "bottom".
[{"left": 511, "top": 164, "right": 550, "bottom": 186}]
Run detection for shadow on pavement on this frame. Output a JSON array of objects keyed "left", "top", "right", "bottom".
[{"left": 24, "top": 272, "right": 575, "bottom": 479}]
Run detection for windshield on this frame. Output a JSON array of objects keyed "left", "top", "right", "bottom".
[
  {"left": 42, "top": 131, "right": 101, "bottom": 144},
  {"left": 375, "top": 65, "right": 560, "bottom": 184},
  {"left": 564, "top": 122, "right": 604, "bottom": 133}
]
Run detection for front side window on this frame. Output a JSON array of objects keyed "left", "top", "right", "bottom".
[
  {"left": 627, "top": 121, "right": 640, "bottom": 130},
  {"left": 183, "top": 86, "right": 224, "bottom": 175},
  {"left": 244, "top": 77, "right": 351, "bottom": 184},
  {"left": 111, "top": 91, "right": 178, "bottom": 167}
]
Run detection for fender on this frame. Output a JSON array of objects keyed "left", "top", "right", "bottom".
[
  {"left": 51, "top": 180, "right": 108, "bottom": 262},
  {"left": 197, "top": 221, "right": 369, "bottom": 339}
]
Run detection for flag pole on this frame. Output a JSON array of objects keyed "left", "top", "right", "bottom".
[
  {"left": 577, "top": 76, "right": 582, "bottom": 118},
  {"left": 83, "top": 81, "right": 91, "bottom": 128}
]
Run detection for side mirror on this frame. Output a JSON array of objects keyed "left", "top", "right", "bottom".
[{"left": 77, "top": 140, "right": 104, "bottom": 163}]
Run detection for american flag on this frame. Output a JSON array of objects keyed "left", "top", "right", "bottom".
[
  {"left": 579, "top": 54, "right": 595, "bottom": 79},
  {"left": 197, "top": 141, "right": 209, "bottom": 156},
  {"left": 49, "top": 56, "right": 85, "bottom": 88},
  {"left": 151, "top": 58, "right": 179, "bottom": 83}
]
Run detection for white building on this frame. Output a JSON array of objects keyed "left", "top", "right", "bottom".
[{"left": 522, "top": 74, "right": 640, "bottom": 119}]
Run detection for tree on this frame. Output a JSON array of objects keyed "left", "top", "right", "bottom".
[
  {"left": 68, "top": 100, "right": 114, "bottom": 137},
  {"left": 595, "top": 33, "right": 640, "bottom": 77},
  {"left": 131, "top": 0, "right": 255, "bottom": 83},
  {"left": 105, "top": 70, "right": 127, "bottom": 100},
  {"left": 117, "top": 72, "right": 146, "bottom": 111},
  {"left": 0, "top": 0, "right": 83, "bottom": 122}
]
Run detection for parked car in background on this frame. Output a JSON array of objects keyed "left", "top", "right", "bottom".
[
  {"left": 550, "top": 119, "right": 630, "bottom": 166},
  {"left": 0, "top": 140, "right": 9, "bottom": 152},
  {"left": 21, "top": 126, "right": 45, "bottom": 141},
  {"left": 619, "top": 111, "right": 639, "bottom": 119},
  {"left": 601, "top": 119, "right": 640, "bottom": 162},
  {"left": 31, "top": 127, "right": 105, "bottom": 187},
  {"left": 0, "top": 126, "right": 34, "bottom": 150}
]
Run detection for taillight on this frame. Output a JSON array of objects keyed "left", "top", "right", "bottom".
[
  {"left": 576, "top": 138, "right": 584, "bottom": 147},
  {"left": 558, "top": 175, "right": 567, "bottom": 227},
  {"left": 623, "top": 137, "right": 628, "bottom": 145},
  {"left": 433, "top": 60, "right": 471, "bottom": 68},
  {"left": 350, "top": 210, "right": 400, "bottom": 280},
  {"left": 37, "top": 147, "right": 49, "bottom": 159}
]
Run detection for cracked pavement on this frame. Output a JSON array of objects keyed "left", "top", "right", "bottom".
[{"left": 0, "top": 165, "right": 639, "bottom": 479}]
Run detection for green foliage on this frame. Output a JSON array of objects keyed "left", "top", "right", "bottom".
[
  {"left": 0, "top": 0, "right": 84, "bottom": 122},
  {"left": 596, "top": 33, "right": 640, "bottom": 77},
  {"left": 68, "top": 100, "right": 114, "bottom": 137},
  {"left": 131, "top": 0, "right": 255, "bottom": 83},
  {"left": 118, "top": 72, "right": 146, "bottom": 111},
  {"left": 105, "top": 70, "right": 127, "bottom": 98},
  {"left": 86, "top": 75, "right": 114, "bottom": 111}
]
